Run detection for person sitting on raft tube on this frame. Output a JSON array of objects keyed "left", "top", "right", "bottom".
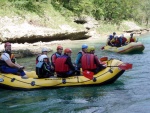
[
  {"left": 128, "top": 33, "right": 137, "bottom": 43},
  {"left": 50, "top": 45, "right": 63, "bottom": 71},
  {"left": 120, "top": 34, "right": 128, "bottom": 46},
  {"left": 55, "top": 48, "right": 76, "bottom": 78},
  {"left": 110, "top": 36, "right": 122, "bottom": 47},
  {"left": 75, "top": 44, "right": 88, "bottom": 75},
  {"left": 0, "top": 42, "right": 28, "bottom": 79},
  {"left": 36, "top": 48, "right": 49, "bottom": 64},
  {"left": 36, "top": 55, "right": 53, "bottom": 78},
  {"left": 106, "top": 32, "right": 116, "bottom": 46},
  {"left": 81, "top": 46, "right": 106, "bottom": 74}
]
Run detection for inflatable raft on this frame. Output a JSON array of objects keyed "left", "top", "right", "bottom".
[
  {"left": 0, "top": 59, "right": 132, "bottom": 90},
  {"left": 102, "top": 42, "right": 145, "bottom": 54}
]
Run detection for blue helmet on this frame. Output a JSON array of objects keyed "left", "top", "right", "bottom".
[{"left": 82, "top": 44, "right": 88, "bottom": 49}]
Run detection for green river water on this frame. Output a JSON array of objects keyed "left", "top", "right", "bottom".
[{"left": 0, "top": 33, "right": 150, "bottom": 113}]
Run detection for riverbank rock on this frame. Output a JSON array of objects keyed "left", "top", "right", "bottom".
[
  {"left": 0, "top": 16, "right": 149, "bottom": 58},
  {"left": 0, "top": 16, "right": 89, "bottom": 43},
  {"left": 124, "top": 28, "right": 150, "bottom": 35},
  {"left": 123, "top": 21, "right": 150, "bottom": 35}
]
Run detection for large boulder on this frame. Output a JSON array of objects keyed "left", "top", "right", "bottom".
[{"left": 0, "top": 16, "right": 90, "bottom": 43}]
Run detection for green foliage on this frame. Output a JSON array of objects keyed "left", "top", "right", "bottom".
[
  {"left": 9, "top": 0, "right": 43, "bottom": 15},
  {"left": 135, "top": 0, "right": 150, "bottom": 27},
  {"left": 0, "top": 0, "right": 149, "bottom": 27},
  {"left": 50, "top": 0, "right": 149, "bottom": 26}
]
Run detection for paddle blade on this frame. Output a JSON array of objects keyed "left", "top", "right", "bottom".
[
  {"left": 100, "top": 56, "right": 108, "bottom": 62},
  {"left": 82, "top": 70, "right": 94, "bottom": 80},
  {"left": 118, "top": 63, "right": 133, "bottom": 70}
]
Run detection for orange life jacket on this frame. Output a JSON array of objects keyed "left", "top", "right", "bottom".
[
  {"left": 55, "top": 55, "right": 69, "bottom": 72},
  {"left": 81, "top": 53, "right": 97, "bottom": 71},
  {"left": 10, "top": 54, "right": 15, "bottom": 59}
]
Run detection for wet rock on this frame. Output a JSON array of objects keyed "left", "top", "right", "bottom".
[{"left": 124, "top": 28, "right": 150, "bottom": 35}]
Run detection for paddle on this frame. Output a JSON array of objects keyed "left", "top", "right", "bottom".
[
  {"left": 82, "top": 63, "right": 132, "bottom": 80},
  {"left": 108, "top": 63, "right": 132, "bottom": 70}
]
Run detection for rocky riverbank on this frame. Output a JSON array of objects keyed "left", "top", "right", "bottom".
[{"left": 0, "top": 16, "right": 149, "bottom": 58}]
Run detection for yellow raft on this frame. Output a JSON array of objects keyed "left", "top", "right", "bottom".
[
  {"left": 103, "top": 42, "right": 145, "bottom": 54},
  {"left": 0, "top": 59, "right": 126, "bottom": 90}
]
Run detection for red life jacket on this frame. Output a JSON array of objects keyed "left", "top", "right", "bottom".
[
  {"left": 111, "top": 39, "right": 119, "bottom": 45},
  {"left": 130, "top": 38, "right": 135, "bottom": 42},
  {"left": 55, "top": 55, "right": 69, "bottom": 72},
  {"left": 50, "top": 52, "right": 61, "bottom": 66},
  {"left": 81, "top": 53, "right": 97, "bottom": 71},
  {"left": 122, "top": 37, "right": 127, "bottom": 44},
  {"left": 114, "top": 39, "right": 120, "bottom": 44}
]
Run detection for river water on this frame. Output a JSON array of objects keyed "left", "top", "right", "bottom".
[{"left": 0, "top": 33, "right": 150, "bottom": 113}]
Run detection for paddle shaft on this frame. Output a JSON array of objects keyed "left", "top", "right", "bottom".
[
  {"left": 107, "top": 66, "right": 119, "bottom": 67},
  {"left": 107, "top": 63, "right": 132, "bottom": 70}
]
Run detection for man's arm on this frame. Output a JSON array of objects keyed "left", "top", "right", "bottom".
[
  {"left": 94, "top": 56, "right": 101, "bottom": 67},
  {"left": 5, "top": 59, "right": 23, "bottom": 69},
  {"left": 94, "top": 56, "right": 106, "bottom": 69},
  {"left": 43, "top": 64, "right": 50, "bottom": 72},
  {"left": 66, "top": 57, "right": 75, "bottom": 70},
  {"left": 110, "top": 39, "right": 114, "bottom": 46},
  {"left": 75, "top": 53, "right": 82, "bottom": 65}
]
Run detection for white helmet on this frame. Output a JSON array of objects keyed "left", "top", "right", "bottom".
[
  {"left": 39, "top": 55, "right": 48, "bottom": 62},
  {"left": 42, "top": 48, "right": 48, "bottom": 52}
]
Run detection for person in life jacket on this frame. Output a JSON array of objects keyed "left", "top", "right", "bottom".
[
  {"left": 120, "top": 34, "right": 128, "bottom": 46},
  {"left": 116, "top": 36, "right": 122, "bottom": 47},
  {"left": 55, "top": 48, "right": 75, "bottom": 78},
  {"left": 36, "top": 48, "right": 49, "bottom": 64},
  {"left": 50, "top": 45, "right": 63, "bottom": 70},
  {"left": 75, "top": 44, "right": 88, "bottom": 75},
  {"left": 128, "top": 33, "right": 137, "bottom": 43},
  {"left": 0, "top": 42, "right": 28, "bottom": 79},
  {"left": 110, "top": 36, "right": 122, "bottom": 47},
  {"left": 81, "top": 46, "right": 106, "bottom": 74},
  {"left": 36, "top": 55, "right": 53, "bottom": 78},
  {"left": 106, "top": 32, "right": 116, "bottom": 46}
]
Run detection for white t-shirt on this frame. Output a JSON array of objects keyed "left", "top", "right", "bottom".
[{"left": 1, "top": 53, "right": 10, "bottom": 61}]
